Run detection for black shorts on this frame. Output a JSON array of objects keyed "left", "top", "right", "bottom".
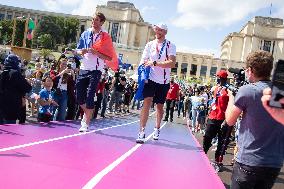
[
  {"left": 76, "top": 70, "right": 102, "bottom": 109},
  {"left": 143, "top": 79, "right": 170, "bottom": 104}
]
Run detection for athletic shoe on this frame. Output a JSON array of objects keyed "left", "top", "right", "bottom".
[
  {"left": 79, "top": 119, "right": 89, "bottom": 132},
  {"left": 153, "top": 128, "right": 160, "bottom": 140},
  {"left": 136, "top": 131, "right": 145, "bottom": 143}
]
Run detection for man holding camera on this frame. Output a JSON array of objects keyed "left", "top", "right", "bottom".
[
  {"left": 226, "top": 51, "right": 284, "bottom": 189},
  {"left": 202, "top": 70, "right": 229, "bottom": 162},
  {"left": 108, "top": 71, "right": 126, "bottom": 113}
]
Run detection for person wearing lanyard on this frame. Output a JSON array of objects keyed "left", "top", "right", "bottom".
[
  {"left": 76, "top": 12, "right": 112, "bottom": 132},
  {"left": 136, "top": 23, "right": 176, "bottom": 143}
]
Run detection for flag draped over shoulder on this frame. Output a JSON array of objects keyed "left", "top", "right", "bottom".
[
  {"left": 134, "top": 64, "right": 150, "bottom": 100},
  {"left": 92, "top": 32, "right": 118, "bottom": 71}
]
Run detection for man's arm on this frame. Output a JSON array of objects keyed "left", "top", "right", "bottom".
[
  {"left": 225, "top": 91, "right": 242, "bottom": 126},
  {"left": 262, "top": 88, "right": 284, "bottom": 125},
  {"left": 88, "top": 48, "right": 112, "bottom": 61}
]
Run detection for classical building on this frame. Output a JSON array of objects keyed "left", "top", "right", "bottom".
[
  {"left": 0, "top": 4, "right": 91, "bottom": 39},
  {"left": 221, "top": 16, "right": 284, "bottom": 62},
  {"left": 175, "top": 52, "right": 243, "bottom": 81}
]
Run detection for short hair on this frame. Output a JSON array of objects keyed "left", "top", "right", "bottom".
[
  {"left": 42, "top": 76, "right": 52, "bottom": 82},
  {"left": 94, "top": 12, "right": 106, "bottom": 23},
  {"left": 245, "top": 50, "right": 273, "bottom": 78}
]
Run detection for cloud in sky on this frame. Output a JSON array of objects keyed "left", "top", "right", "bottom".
[
  {"left": 41, "top": 0, "right": 107, "bottom": 15},
  {"left": 71, "top": 0, "right": 108, "bottom": 16},
  {"left": 173, "top": 0, "right": 284, "bottom": 30}
]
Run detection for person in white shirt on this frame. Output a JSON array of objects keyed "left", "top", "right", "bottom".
[
  {"left": 136, "top": 23, "right": 176, "bottom": 143},
  {"left": 76, "top": 12, "right": 112, "bottom": 132}
]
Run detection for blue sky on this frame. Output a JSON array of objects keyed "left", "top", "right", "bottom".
[{"left": 1, "top": 0, "right": 284, "bottom": 57}]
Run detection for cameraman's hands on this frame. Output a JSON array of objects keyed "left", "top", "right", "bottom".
[{"left": 262, "top": 88, "right": 284, "bottom": 125}]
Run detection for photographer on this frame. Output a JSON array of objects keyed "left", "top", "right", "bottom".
[
  {"left": 108, "top": 71, "right": 126, "bottom": 113},
  {"left": 225, "top": 51, "right": 284, "bottom": 189},
  {"left": 203, "top": 70, "right": 229, "bottom": 163}
]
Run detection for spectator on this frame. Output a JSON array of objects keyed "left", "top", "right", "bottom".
[{"left": 0, "top": 54, "right": 32, "bottom": 124}]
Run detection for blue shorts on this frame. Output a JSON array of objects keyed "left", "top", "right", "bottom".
[
  {"left": 76, "top": 70, "right": 102, "bottom": 109},
  {"left": 143, "top": 79, "right": 170, "bottom": 104}
]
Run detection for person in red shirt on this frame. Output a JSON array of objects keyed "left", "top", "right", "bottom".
[
  {"left": 163, "top": 77, "right": 180, "bottom": 122},
  {"left": 203, "top": 70, "right": 229, "bottom": 163}
]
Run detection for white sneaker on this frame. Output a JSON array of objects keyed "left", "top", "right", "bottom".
[
  {"left": 153, "top": 128, "right": 160, "bottom": 140},
  {"left": 79, "top": 121, "right": 89, "bottom": 132},
  {"left": 136, "top": 131, "right": 145, "bottom": 143}
]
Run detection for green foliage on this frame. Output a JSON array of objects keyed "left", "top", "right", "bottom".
[
  {"left": 34, "top": 16, "right": 79, "bottom": 49},
  {"left": 14, "top": 19, "right": 25, "bottom": 47},
  {"left": 0, "top": 19, "right": 13, "bottom": 45},
  {"left": 38, "top": 34, "right": 53, "bottom": 49},
  {"left": 187, "top": 77, "right": 203, "bottom": 85},
  {"left": 40, "top": 48, "right": 52, "bottom": 59}
]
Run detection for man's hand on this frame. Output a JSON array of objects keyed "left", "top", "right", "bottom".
[
  {"left": 144, "top": 60, "right": 155, "bottom": 67},
  {"left": 87, "top": 48, "right": 98, "bottom": 55},
  {"left": 79, "top": 49, "right": 88, "bottom": 55},
  {"left": 261, "top": 88, "right": 284, "bottom": 125}
]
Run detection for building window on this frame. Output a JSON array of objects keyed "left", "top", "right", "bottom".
[
  {"left": 171, "top": 62, "right": 178, "bottom": 74},
  {"left": 190, "top": 64, "right": 197, "bottom": 75},
  {"left": 182, "top": 56, "right": 187, "bottom": 62},
  {"left": 200, "top": 66, "right": 207, "bottom": 76},
  {"left": 263, "top": 40, "right": 271, "bottom": 52},
  {"left": 272, "top": 41, "right": 275, "bottom": 55},
  {"left": 111, "top": 22, "right": 119, "bottom": 42},
  {"left": 0, "top": 13, "right": 4, "bottom": 20},
  {"left": 80, "top": 25, "right": 85, "bottom": 35},
  {"left": 181, "top": 63, "right": 188, "bottom": 74},
  {"left": 210, "top": 67, "right": 217, "bottom": 76},
  {"left": 7, "top": 15, "right": 12, "bottom": 20}
]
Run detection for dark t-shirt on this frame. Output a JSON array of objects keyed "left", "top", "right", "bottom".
[
  {"left": 115, "top": 76, "right": 126, "bottom": 92},
  {"left": 234, "top": 81, "right": 284, "bottom": 168}
]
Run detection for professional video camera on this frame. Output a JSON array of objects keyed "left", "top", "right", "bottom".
[{"left": 225, "top": 68, "right": 248, "bottom": 95}]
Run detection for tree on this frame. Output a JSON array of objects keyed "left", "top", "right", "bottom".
[
  {"left": 40, "top": 48, "right": 52, "bottom": 60},
  {"left": 63, "top": 18, "right": 80, "bottom": 44},
  {"left": 0, "top": 20, "right": 13, "bottom": 45},
  {"left": 34, "top": 16, "right": 62, "bottom": 49},
  {"left": 38, "top": 34, "right": 53, "bottom": 49},
  {"left": 34, "top": 16, "right": 80, "bottom": 49}
]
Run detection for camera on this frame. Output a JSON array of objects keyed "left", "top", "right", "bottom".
[
  {"left": 225, "top": 68, "right": 248, "bottom": 95},
  {"left": 114, "top": 72, "right": 120, "bottom": 78}
]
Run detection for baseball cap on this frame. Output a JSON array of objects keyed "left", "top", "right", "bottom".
[
  {"left": 216, "top": 70, "right": 228, "bottom": 79},
  {"left": 153, "top": 23, "right": 168, "bottom": 31}
]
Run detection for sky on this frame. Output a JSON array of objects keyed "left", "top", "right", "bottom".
[{"left": 1, "top": 0, "right": 284, "bottom": 57}]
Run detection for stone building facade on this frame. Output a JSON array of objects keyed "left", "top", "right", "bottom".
[{"left": 221, "top": 16, "right": 284, "bottom": 62}]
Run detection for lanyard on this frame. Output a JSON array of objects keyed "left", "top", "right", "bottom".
[
  {"left": 89, "top": 30, "right": 102, "bottom": 47},
  {"left": 156, "top": 40, "right": 167, "bottom": 60}
]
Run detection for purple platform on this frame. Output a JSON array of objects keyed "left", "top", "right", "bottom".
[{"left": 0, "top": 113, "right": 224, "bottom": 189}]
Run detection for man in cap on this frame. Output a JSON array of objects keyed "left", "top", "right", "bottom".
[
  {"left": 136, "top": 23, "right": 176, "bottom": 143},
  {"left": 0, "top": 54, "right": 32, "bottom": 124},
  {"left": 202, "top": 70, "right": 229, "bottom": 162}
]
